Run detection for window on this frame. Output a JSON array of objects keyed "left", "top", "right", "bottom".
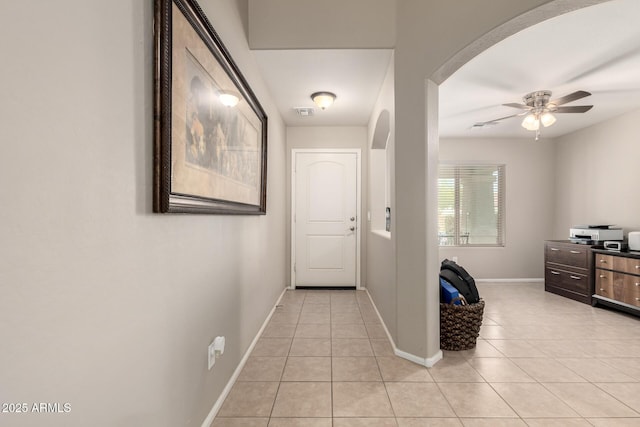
[{"left": 438, "top": 164, "right": 505, "bottom": 247}]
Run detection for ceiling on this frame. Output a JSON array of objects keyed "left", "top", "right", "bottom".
[
  {"left": 440, "top": 0, "right": 640, "bottom": 139},
  {"left": 253, "top": 0, "right": 640, "bottom": 138},
  {"left": 253, "top": 49, "right": 392, "bottom": 126}
]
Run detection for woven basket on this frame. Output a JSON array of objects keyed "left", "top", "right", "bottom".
[{"left": 440, "top": 299, "right": 485, "bottom": 351}]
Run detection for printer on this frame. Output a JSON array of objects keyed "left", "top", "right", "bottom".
[{"left": 569, "top": 225, "right": 623, "bottom": 244}]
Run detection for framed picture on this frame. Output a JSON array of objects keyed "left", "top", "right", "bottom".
[{"left": 154, "top": 0, "right": 268, "bottom": 214}]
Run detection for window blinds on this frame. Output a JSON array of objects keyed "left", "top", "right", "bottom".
[{"left": 438, "top": 164, "right": 505, "bottom": 246}]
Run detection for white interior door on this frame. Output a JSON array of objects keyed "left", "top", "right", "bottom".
[{"left": 293, "top": 151, "right": 359, "bottom": 287}]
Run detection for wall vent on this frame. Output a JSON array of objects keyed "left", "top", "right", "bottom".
[{"left": 294, "top": 107, "right": 315, "bottom": 117}]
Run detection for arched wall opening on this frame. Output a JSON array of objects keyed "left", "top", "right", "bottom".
[
  {"left": 371, "top": 110, "right": 392, "bottom": 233},
  {"left": 410, "top": 0, "right": 609, "bottom": 366}
]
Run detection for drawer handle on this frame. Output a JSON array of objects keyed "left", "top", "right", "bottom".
[
  {"left": 635, "top": 283, "right": 640, "bottom": 287},
  {"left": 550, "top": 248, "right": 560, "bottom": 251},
  {"left": 570, "top": 250, "right": 582, "bottom": 254},
  {"left": 550, "top": 271, "right": 560, "bottom": 275},
  {"left": 635, "top": 265, "right": 640, "bottom": 270},
  {"left": 600, "top": 288, "right": 605, "bottom": 292},
  {"left": 569, "top": 275, "right": 581, "bottom": 280},
  {"left": 599, "top": 259, "right": 607, "bottom": 263},
  {"left": 599, "top": 275, "right": 606, "bottom": 278}
]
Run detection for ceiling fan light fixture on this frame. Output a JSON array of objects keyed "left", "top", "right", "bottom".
[
  {"left": 311, "top": 91, "right": 336, "bottom": 110},
  {"left": 540, "top": 111, "right": 556, "bottom": 127},
  {"left": 473, "top": 90, "right": 592, "bottom": 139},
  {"left": 521, "top": 113, "right": 540, "bottom": 131}
]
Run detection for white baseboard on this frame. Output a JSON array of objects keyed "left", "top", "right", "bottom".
[
  {"left": 201, "top": 287, "right": 288, "bottom": 427},
  {"left": 364, "top": 289, "right": 442, "bottom": 368},
  {"left": 395, "top": 348, "right": 443, "bottom": 368},
  {"left": 476, "top": 278, "right": 543, "bottom": 283}
]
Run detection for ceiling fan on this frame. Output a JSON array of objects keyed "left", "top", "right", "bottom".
[{"left": 474, "top": 90, "right": 593, "bottom": 140}]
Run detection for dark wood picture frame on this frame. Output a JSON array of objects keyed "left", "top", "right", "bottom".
[{"left": 154, "top": 0, "right": 267, "bottom": 214}]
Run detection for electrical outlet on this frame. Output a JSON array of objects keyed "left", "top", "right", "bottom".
[
  {"left": 213, "top": 336, "right": 225, "bottom": 357},
  {"left": 208, "top": 336, "right": 226, "bottom": 370}
]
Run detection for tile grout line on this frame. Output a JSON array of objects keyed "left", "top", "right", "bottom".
[
  {"left": 266, "top": 291, "right": 302, "bottom": 424},
  {"left": 359, "top": 293, "right": 400, "bottom": 424},
  {"left": 330, "top": 293, "right": 334, "bottom": 424}
]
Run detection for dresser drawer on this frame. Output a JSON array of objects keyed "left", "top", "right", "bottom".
[
  {"left": 615, "top": 257, "right": 640, "bottom": 275},
  {"left": 545, "top": 243, "right": 589, "bottom": 269},
  {"left": 546, "top": 267, "right": 589, "bottom": 294},
  {"left": 595, "top": 269, "right": 614, "bottom": 299},
  {"left": 622, "top": 275, "right": 640, "bottom": 307},
  {"left": 595, "top": 253, "right": 614, "bottom": 270}
]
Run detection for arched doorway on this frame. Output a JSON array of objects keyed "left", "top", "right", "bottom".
[{"left": 399, "top": 0, "right": 612, "bottom": 365}]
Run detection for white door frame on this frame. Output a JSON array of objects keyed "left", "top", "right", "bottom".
[{"left": 291, "top": 148, "right": 362, "bottom": 289}]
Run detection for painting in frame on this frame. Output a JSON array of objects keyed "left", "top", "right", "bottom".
[{"left": 154, "top": 0, "right": 267, "bottom": 214}]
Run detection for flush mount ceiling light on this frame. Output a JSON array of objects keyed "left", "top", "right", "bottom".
[
  {"left": 218, "top": 90, "right": 240, "bottom": 107},
  {"left": 311, "top": 91, "right": 336, "bottom": 110}
]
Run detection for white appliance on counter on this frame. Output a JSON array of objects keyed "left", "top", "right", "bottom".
[
  {"left": 629, "top": 231, "right": 640, "bottom": 251},
  {"left": 569, "top": 226, "right": 623, "bottom": 244}
]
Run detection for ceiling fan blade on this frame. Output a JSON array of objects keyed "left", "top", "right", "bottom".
[
  {"left": 550, "top": 90, "right": 591, "bottom": 106},
  {"left": 554, "top": 105, "right": 593, "bottom": 113},
  {"left": 503, "top": 103, "right": 531, "bottom": 110},
  {"left": 474, "top": 112, "right": 527, "bottom": 127}
]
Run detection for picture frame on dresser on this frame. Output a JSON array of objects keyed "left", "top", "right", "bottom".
[{"left": 153, "top": 0, "right": 268, "bottom": 214}]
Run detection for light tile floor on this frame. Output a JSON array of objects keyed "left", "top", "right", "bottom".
[{"left": 212, "top": 283, "right": 640, "bottom": 426}]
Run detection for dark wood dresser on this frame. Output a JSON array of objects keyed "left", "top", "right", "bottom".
[
  {"left": 544, "top": 240, "right": 594, "bottom": 304},
  {"left": 592, "top": 249, "right": 640, "bottom": 316}
]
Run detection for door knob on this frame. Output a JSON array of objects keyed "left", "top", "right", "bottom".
[
  {"left": 350, "top": 217, "right": 356, "bottom": 221},
  {"left": 349, "top": 226, "right": 355, "bottom": 231}
]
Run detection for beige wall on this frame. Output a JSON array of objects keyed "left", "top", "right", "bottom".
[
  {"left": 553, "top": 109, "right": 640, "bottom": 238},
  {"left": 286, "top": 127, "right": 369, "bottom": 286},
  {"left": 439, "top": 138, "right": 556, "bottom": 279},
  {"left": 248, "top": 0, "right": 396, "bottom": 49},
  {"left": 367, "top": 55, "right": 397, "bottom": 340},
  {"left": 0, "top": 1, "right": 286, "bottom": 426}
]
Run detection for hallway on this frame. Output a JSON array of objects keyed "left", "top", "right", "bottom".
[{"left": 212, "top": 283, "right": 640, "bottom": 426}]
